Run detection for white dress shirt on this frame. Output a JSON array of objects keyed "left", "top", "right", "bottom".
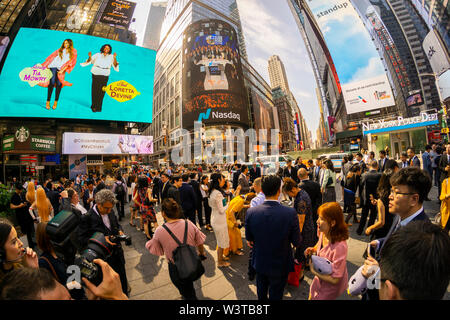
[
  {"left": 48, "top": 49, "right": 70, "bottom": 69},
  {"left": 81, "top": 53, "right": 119, "bottom": 76},
  {"left": 93, "top": 205, "right": 111, "bottom": 230}
]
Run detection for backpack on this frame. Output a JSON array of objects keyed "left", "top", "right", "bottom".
[
  {"left": 162, "top": 220, "right": 205, "bottom": 281},
  {"left": 115, "top": 182, "right": 125, "bottom": 199}
]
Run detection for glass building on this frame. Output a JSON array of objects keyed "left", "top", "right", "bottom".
[{"left": 148, "top": 0, "right": 276, "bottom": 164}]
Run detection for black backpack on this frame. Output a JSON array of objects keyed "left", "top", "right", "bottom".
[
  {"left": 115, "top": 182, "right": 125, "bottom": 199},
  {"left": 162, "top": 220, "right": 205, "bottom": 281}
]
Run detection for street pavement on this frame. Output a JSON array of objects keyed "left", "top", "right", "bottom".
[{"left": 19, "top": 184, "right": 450, "bottom": 300}]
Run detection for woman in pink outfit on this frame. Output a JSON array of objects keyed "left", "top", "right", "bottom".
[
  {"left": 305, "top": 202, "right": 349, "bottom": 300},
  {"left": 38, "top": 39, "right": 77, "bottom": 110}
]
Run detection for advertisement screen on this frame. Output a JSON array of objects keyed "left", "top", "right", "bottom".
[
  {"left": 182, "top": 19, "right": 249, "bottom": 129},
  {"left": 305, "top": 0, "right": 395, "bottom": 114},
  {"left": 0, "top": 28, "right": 155, "bottom": 123},
  {"left": 100, "top": 0, "right": 137, "bottom": 29},
  {"left": 406, "top": 93, "right": 423, "bottom": 107},
  {"left": 63, "top": 132, "right": 153, "bottom": 154},
  {"left": 252, "top": 90, "right": 276, "bottom": 143}
]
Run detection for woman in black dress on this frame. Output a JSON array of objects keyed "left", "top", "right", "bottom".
[
  {"left": 344, "top": 164, "right": 361, "bottom": 225},
  {"left": 283, "top": 178, "right": 318, "bottom": 282},
  {"left": 365, "top": 169, "right": 395, "bottom": 239}
]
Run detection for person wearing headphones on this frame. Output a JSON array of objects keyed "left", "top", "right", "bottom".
[{"left": 0, "top": 219, "right": 38, "bottom": 282}]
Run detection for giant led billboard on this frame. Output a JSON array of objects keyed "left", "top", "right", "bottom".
[
  {"left": 182, "top": 19, "right": 249, "bottom": 129},
  {"left": 0, "top": 28, "right": 155, "bottom": 123},
  {"left": 62, "top": 132, "right": 153, "bottom": 155},
  {"left": 305, "top": 0, "right": 395, "bottom": 114}
]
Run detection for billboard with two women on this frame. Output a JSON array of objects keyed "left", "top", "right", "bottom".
[{"left": 0, "top": 28, "right": 155, "bottom": 123}]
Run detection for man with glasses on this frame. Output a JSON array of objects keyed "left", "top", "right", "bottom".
[
  {"left": 360, "top": 167, "right": 432, "bottom": 299},
  {"left": 78, "top": 189, "right": 129, "bottom": 296}
]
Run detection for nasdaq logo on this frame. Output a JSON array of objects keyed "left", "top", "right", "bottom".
[{"left": 198, "top": 109, "right": 211, "bottom": 122}]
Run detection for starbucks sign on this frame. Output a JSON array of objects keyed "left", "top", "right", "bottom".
[{"left": 15, "top": 126, "right": 30, "bottom": 143}]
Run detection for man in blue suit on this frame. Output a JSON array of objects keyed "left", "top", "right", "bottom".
[
  {"left": 360, "top": 167, "right": 432, "bottom": 300},
  {"left": 245, "top": 175, "right": 301, "bottom": 300}
]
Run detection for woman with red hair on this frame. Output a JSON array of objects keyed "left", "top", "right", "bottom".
[
  {"left": 305, "top": 202, "right": 349, "bottom": 300},
  {"left": 38, "top": 39, "right": 77, "bottom": 110}
]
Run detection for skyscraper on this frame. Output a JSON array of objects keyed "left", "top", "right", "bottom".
[
  {"left": 268, "top": 55, "right": 290, "bottom": 94},
  {"left": 142, "top": 2, "right": 167, "bottom": 51},
  {"left": 148, "top": 0, "right": 276, "bottom": 164}
]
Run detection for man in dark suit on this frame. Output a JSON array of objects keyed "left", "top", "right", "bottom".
[
  {"left": 312, "top": 158, "right": 322, "bottom": 183},
  {"left": 283, "top": 159, "right": 299, "bottom": 183},
  {"left": 360, "top": 167, "right": 432, "bottom": 300},
  {"left": 78, "top": 189, "right": 129, "bottom": 295},
  {"left": 378, "top": 150, "right": 387, "bottom": 172},
  {"left": 232, "top": 164, "right": 241, "bottom": 190},
  {"left": 400, "top": 152, "right": 409, "bottom": 168},
  {"left": 189, "top": 172, "right": 203, "bottom": 227},
  {"left": 180, "top": 174, "right": 197, "bottom": 224},
  {"left": 249, "top": 163, "right": 261, "bottom": 183},
  {"left": 407, "top": 147, "right": 421, "bottom": 168},
  {"left": 295, "top": 157, "right": 307, "bottom": 170},
  {"left": 167, "top": 176, "right": 182, "bottom": 208},
  {"left": 45, "top": 181, "right": 61, "bottom": 215},
  {"left": 298, "top": 168, "right": 322, "bottom": 225},
  {"left": 357, "top": 160, "right": 382, "bottom": 235},
  {"left": 245, "top": 175, "right": 301, "bottom": 300},
  {"left": 82, "top": 180, "right": 95, "bottom": 211},
  {"left": 356, "top": 152, "right": 367, "bottom": 173},
  {"left": 160, "top": 173, "right": 172, "bottom": 201}
]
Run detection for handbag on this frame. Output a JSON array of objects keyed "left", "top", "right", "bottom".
[
  {"left": 287, "top": 262, "right": 302, "bottom": 287},
  {"left": 298, "top": 214, "right": 306, "bottom": 233}
]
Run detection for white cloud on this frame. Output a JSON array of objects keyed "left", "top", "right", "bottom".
[{"left": 349, "top": 57, "right": 385, "bottom": 83}]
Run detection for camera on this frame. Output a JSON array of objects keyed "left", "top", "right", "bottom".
[{"left": 110, "top": 234, "right": 132, "bottom": 246}]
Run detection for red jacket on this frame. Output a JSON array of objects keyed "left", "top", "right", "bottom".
[{"left": 38, "top": 48, "right": 77, "bottom": 88}]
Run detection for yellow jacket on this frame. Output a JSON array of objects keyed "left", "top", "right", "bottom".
[{"left": 439, "top": 178, "right": 450, "bottom": 229}]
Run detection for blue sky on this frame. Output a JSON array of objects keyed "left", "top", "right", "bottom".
[{"left": 130, "top": 0, "right": 321, "bottom": 142}]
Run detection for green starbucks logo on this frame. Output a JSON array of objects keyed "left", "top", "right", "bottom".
[{"left": 15, "top": 126, "right": 30, "bottom": 143}]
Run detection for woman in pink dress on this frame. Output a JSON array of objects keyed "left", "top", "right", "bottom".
[
  {"left": 38, "top": 39, "right": 77, "bottom": 110},
  {"left": 305, "top": 202, "right": 349, "bottom": 300}
]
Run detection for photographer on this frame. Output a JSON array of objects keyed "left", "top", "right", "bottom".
[
  {"left": 77, "top": 189, "right": 129, "bottom": 295},
  {"left": 0, "top": 259, "right": 128, "bottom": 300}
]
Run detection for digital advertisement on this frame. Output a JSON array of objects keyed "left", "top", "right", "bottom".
[
  {"left": 182, "top": 19, "right": 249, "bottom": 129},
  {"left": 62, "top": 132, "right": 154, "bottom": 155},
  {"left": 68, "top": 154, "right": 87, "bottom": 179},
  {"left": 252, "top": 90, "right": 276, "bottom": 143},
  {"left": 0, "top": 28, "right": 156, "bottom": 123},
  {"left": 305, "top": 0, "right": 395, "bottom": 114},
  {"left": 100, "top": 0, "right": 137, "bottom": 29}
]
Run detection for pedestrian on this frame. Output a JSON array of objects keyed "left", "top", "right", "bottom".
[
  {"left": 359, "top": 167, "right": 432, "bottom": 300},
  {"left": 179, "top": 174, "right": 197, "bottom": 224},
  {"left": 112, "top": 175, "right": 127, "bottom": 221},
  {"left": 422, "top": 145, "right": 433, "bottom": 178},
  {"left": 160, "top": 173, "right": 172, "bottom": 202},
  {"left": 0, "top": 219, "right": 38, "bottom": 282},
  {"left": 9, "top": 183, "right": 35, "bottom": 249},
  {"left": 29, "top": 187, "right": 54, "bottom": 223},
  {"left": 435, "top": 145, "right": 443, "bottom": 200},
  {"left": 320, "top": 160, "right": 336, "bottom": 203},
  {"left": 378, "top": 221, "right": 450, "bottom": 300},
  {"left": 238, "top": 165, "right": 250, "bottom": 195},
  {"left": 400, "top": 152, "right": 409, "bottom": 168},
  {"left": 245, "top": 175, "right": 301, "bottom": 300},
  {"left": 249, "top": 163, "right": 261, "bottom": 183},
  {"left": 146, "top": 199, "right": 206, "bottom": 300},
  {"left": 312, "top": 158, "right": 322, "bottom": 183},
  {"left": 407, "top": 146, "right": 420, "bottom": 167},
  {"left": 298, "top": 168, "right": 322, "bottom": 227},
  {"left": 378, "top": 150, "right": 388, "bottom": 172},
  {"left": 344, "top": 165, "right": 361, "bottom": 226},
  {"left": 200, "top": 175, "right": 212, "bottom": 231},
  {"left": 168, "top": 176, "right": 182, "bottom": 207},
  {"left": 208, "top": 173, "right": 230, "bottom": 268},
  {"left": 365, "top": 169, "right": 395, "bottom": 239},
  {"left": 430, "top": 143, "right": 439, "bottom": 187},
  {"left": 128, "top": 175, "right": 139, "bottom": 229},
  {"left": 133, "top": 176, "right": 158, "bottom": 240},
  {"left": 45, "top": 182, "right": 60, "bottom": 215},
  {"left": 439, "top": 164, "right": 450, "bottom": 231},
  {"left": 223, "top": 195, "right": 246, "bottom": 257},
  {"left": 356, "top": 152, "right": 367, "bottom": 173},
  {"left": 305, "top": 202, "right": 349, "bottom": 300},
  {"left": 283, "top": 159, "right": 299, "bottom": 183},
  {"left": 189, "top": 173, "right": 204, "bottom": 228},
  {"left": 283, "top": 177, "right": 317, "bottom": 283},
  {"left": 357, "top": 160, "right": 381, "bottom": 236}
]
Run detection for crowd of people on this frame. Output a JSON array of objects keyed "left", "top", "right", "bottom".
[{"left": 1, "top": 143, "right": 450, "bottom": 301}]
